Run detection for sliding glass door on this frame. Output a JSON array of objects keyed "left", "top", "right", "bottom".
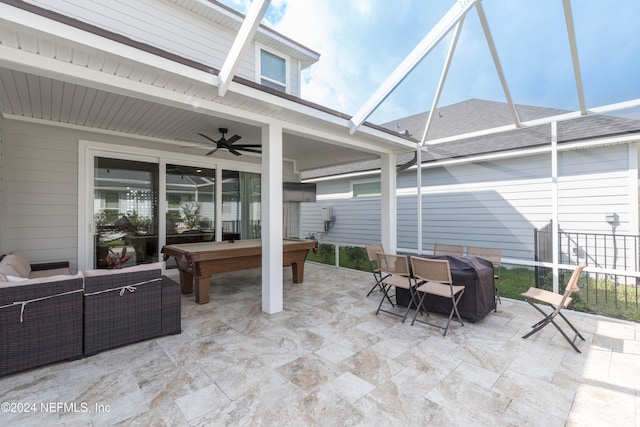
[
  {"left": 84, "top": 143, "right": 262, "bottom": 270},
  {"left": 93, "top": 157, "right": 159, "bottom": 268},
  {"left": 164, "top": 165, "right": 216, "bottom": 269}
]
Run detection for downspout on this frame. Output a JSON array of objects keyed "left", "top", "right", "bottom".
[{"left": 396, "top": 151, "right": 418, "bottom": 173}]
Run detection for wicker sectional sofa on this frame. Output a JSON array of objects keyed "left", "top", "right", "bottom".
[
  {"left": 0, "top": 255, "right": 181, "bottom": 377},
  {"left": 83, "top": 262, "right": 180, "bottom": 355}
]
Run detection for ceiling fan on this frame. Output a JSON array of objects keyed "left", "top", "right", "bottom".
[{"left": 196, "top": 128, "right": 261, "bottom": 156}]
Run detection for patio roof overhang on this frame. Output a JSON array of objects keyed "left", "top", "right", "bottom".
[
  {"left": 0, "top": 0, "right": 420, "bottom": 314},
  {"left": 0, "top": 0, "right": 418, "bottom": 173}
]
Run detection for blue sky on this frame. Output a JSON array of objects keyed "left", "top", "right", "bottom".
[{"left": 219, "top": 0, "right": 640, "bottom": 124}]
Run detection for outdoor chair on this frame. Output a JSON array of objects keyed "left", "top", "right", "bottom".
[
  {"left": 466, "top": 245, "right": 502, "bottom": 309},
  {"left": 409, "top": 257, "right": 465, "bottom": 336},
  {"left": 433, "top": 243, "right": 464, "bottom": 256},
  {"left": 365, "top": 244, "right": 393, "bottom": 305},
  {"left": 521, "top": 263, "right": 587, "bottom": 353},
  {"left": 375, "top": 253, "right": 419, "bottom": 323}
]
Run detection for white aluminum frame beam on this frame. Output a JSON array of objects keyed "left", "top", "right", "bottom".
[
  {"left": 475, "top": 1, "right": 521, "bottom": 128},
  {"left": 218, "top": 0, "right": 271, "bottom": 97},
  {"left": 421, "top": 19, "right": 464, "bottom": 145},
  {"left": 348, "top": 0, "right": 479, "bottom": 133},
  {"left": 563, "top": 0, "right": 587, "bottom": 115}
]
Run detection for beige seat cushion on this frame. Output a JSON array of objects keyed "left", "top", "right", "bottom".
[
  {"left": 0, "top": 272, "right": 83, "bottom": 288},
  {"left": 29, "top": 267, "right": 72, "bottom": 279}
]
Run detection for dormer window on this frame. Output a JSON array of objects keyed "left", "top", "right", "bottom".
[{"left": 258, "top": 47, "right": 287, "bottom": 92}]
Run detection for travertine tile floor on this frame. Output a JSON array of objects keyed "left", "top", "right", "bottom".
[{"left": 1, "top": 262, "right": 639, "bottom": 426}]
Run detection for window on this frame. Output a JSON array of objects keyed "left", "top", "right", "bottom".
[
  {"left": 352, "top": 181, "right": 381, "bottom": 198},
  {"left": 259, "top": 48, "right": 287, "bottom": 92}
]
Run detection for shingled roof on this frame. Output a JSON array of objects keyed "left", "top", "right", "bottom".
[{"left": 302, "top": 99, "right": 640, "bottom": 179}]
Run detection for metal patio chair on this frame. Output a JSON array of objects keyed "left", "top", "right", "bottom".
[
  {"left": 409, "top": 256, "right": 465, "bottom": 336},
  {"left": 365, "top": 244, "right": 392, "bottom": 306},
  {"left": 466, "top": 245, "right": 502, "bottom": 309},
  {"left": 375, "top": 253, "right": 419, "bottom": 323},
  {"left": 521, "top": 263, "right": 587, "bottom": 353},
  {"left": 433, "top": 243, "right": 464, "bottom": 256}
]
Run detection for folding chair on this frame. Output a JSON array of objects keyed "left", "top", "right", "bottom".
[
  {"left": 375, "top": 253, "right": 419, "bottom": 323},
  {"left": 521, "top": 263, "right": 587, "bottom": 353},
  {"left": 409, "top": 257, "right": 465, "bottom": 336},
  {"left": 433, "top": 243, "right": 464, "bottom": 256},
  {"left": 466, "top": 245, "right": 502, "bottom": 309},
  {"left": 365, "top": 244, "right": 392, "bottom": 306}
]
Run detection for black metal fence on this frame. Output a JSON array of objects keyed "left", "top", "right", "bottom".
[{"left": 534, "top": 222, "right": 640, "bottom": 311}]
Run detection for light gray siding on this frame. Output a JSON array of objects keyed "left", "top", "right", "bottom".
[
  {"left": 557, "top": 145, "right": 631, "bottom": 233},
  {"left": 301, "top": 179, "right": 382, "bottom": 244},
  {"left": 2, "top": 121, "right": 79, "bottom": 267},
  {"left": 301, "top": 145, "right": 635, "bottom": 262},
  {"left": 24, "top": 0, "right": 302, "bottom": 95},
  {"left": 27, "top": 0, "right": 235, "bottom": 68},
  {"left": 419, "top": 155, "right": 552, "bottom": 259}
]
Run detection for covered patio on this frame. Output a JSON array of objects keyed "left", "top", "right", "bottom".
[
  {"left": 0, "top": 1, "right": 639, "bottom": 424},
  {"left": 1, "top": 263, "right": 638, "bottom": 426}
]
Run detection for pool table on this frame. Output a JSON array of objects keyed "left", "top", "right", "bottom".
[{"left": 161, "top": 239, "right": 318, "bottom": 304}]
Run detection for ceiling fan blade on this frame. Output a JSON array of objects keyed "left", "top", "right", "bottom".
[
  {"left": 226, "top": 135, "right": 242, "bottom": 144},
  {"left": 197, "top": 132, "right": 220, "bottom": 145},
  {"left": 232, "top": 144, "right": 261, "bottom": 148},
  {"left": 206, "top": 148, "right": 219, "bottom": 156},
  {"left": 238, "top": 147, "right": 262, "bottom": 154},
  {"left": 228, "top": 147, "right": 242, "bottom": 156}
]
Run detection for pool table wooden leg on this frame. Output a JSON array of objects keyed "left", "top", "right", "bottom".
[
  {"left": 194, "top": 276, "right": 211, "bottom": 304},
  {"left": 179, "top": 270, "right": 194, "bottom": 294},
  {"left": 291, "top": 261, "right": 304, "bottom": 283}
]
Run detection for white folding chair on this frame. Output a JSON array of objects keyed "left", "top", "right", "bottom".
[
  {"left": 521, "top": 263, "right": 587, "bottom": 353},
  {"left": 410, "top": 257, "right": 465, "bottom": 336}
]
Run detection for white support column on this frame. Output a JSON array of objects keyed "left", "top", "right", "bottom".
[
  {"left": 261, "top": 123, "right": 283, "bottom": 313},
  {"left": 215, "top": 167, "right": 223, "bottom": 241},
  {"left": 629, "top": 143, "right": 639, "bottom": 237},
  {"left": 551, "top": 121, "right": 559, "bottom": 293},
  {"left": 416, "top": 147, "right": 423, "bottom": 254},
  {"left": 380, "top": 152, "right": 397, "bottom": 253}
]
